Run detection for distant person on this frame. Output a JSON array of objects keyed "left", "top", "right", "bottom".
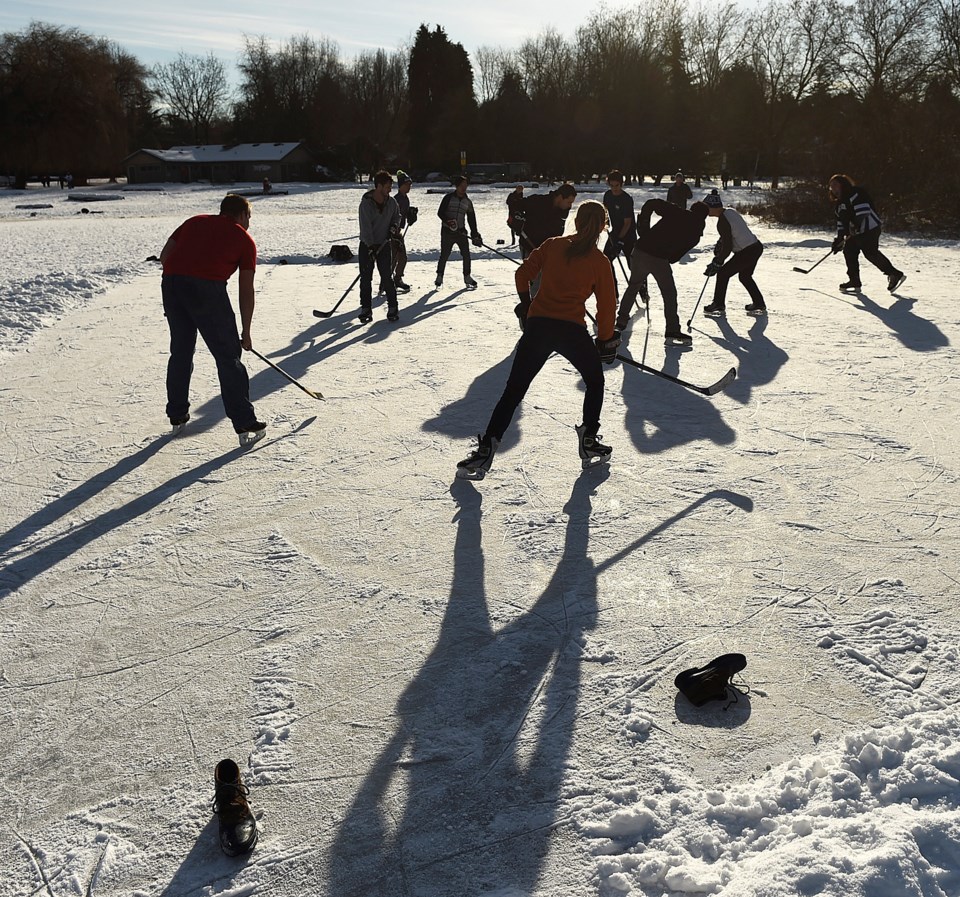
[
  {"left": 666, "top": 171, "right": 692, "bottom": 209},
  {"left": 506, "top": 184, "right": 525, "bottom": 246},
  {"left": 616, "top": 198, "right": 710, "bottom": 346},
  {"left": 435, "top": 175, "right": 481, "bottom": 290},
  {"left": 262, "top": 177, "right": 272, "bottom": 194},
  {"left": 159, "top": 193, "right": 265, "bottom": 446},
  {"left": 602, "top": 169, "right": 640, "bottom": 298},
  {"left": 701, "top": 189, "right": 767, "bottom": 317},
  {"left": 519, "top": 183, "right": 577, "bottom": 259},
  {"left": 66, "top": 173, "right": 74, "bottom": 189},
  {"left": 828, "top": 174, "right": 905, "bottom": 293},
  {"left": 358, "top": 169, "right": 401, "bottom": 322},
  {"left": 390, "top": 170, "right": 417, "bottom": 293}
]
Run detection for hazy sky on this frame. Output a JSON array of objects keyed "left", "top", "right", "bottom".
[{"left": 0, "top": 0, "right": 586, "bottom": 69}]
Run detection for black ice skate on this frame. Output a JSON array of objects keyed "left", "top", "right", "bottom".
[
  {"left": 387, "top": 306, "right": 400, "bottom": 322},
  {"left": 394, "top": 277, "right": 411, "bottom": 293},
  {"left": 358, "top": 307, "right": 373, "bottom": 324},
  {"left": 434, "top": 275, "right": 443, "bottom": 288},
  {"left": 212, "top": 758, "right": 259, "bottom": 856},
  {"left": 744, "top": 303, "right": 767, "bottom": 316},
  {"left": 887, "top": 271, "right": 906, "bottom": 292},
  {"left": 170, "top": 414, "right": 190, "bottom": 435},
  {"left": 839, "top": 281, "right": 862, "bottom": 293},
  {"left": 703, "top": 303, "right": 726, "bottom": 318},
  {"left": 456, "top": 434, "right": 499, "bottom": 480},
  {"left": 576, "top": 424, "right": 612, "bottom": 469},
  {"left": 236, "top": 421, "right": 266, "bottom": 447},
  {"left": 664, "top": 331, "right": 693, "bottom": 347},
  {"left": 464, "top": 275, "right": 478, "bottom": 290},
  {"left": 674, "top": 653, "right": 748, "bottom": 708}
]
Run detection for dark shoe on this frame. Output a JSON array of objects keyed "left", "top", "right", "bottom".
[
  {"left": 170, "top": 414, "right": 190, "bottom": 435},
  {"left": 434, "top": 275, "right": 443, "bottom": 288},
  {"left": 675, "top": 653, "right": 747, "bottom": 708},
  {"left": 464, "top": 275, "right": 478, "bottom": 289},
  {"left": 456, "top": 434, "right": 499, "bottom": 480},
  {"left": 703, "top": 303, "right": 725, "bottom": 317},
  {"left": 664, "top": 331, "right": 693, "bottom": 346},
  {"left": 887, "top": 271, "right": 906, "bottom": 292},
  {"left": 358, "top": 306, "right": 373, "bottom": 324},
  {"left": 394, "top": 277, "right": 411, "bottom": 293},
  {"left": 576, "top": 424, "right": 612, "bottom": 469},
  {"left": 387, "top": 306, "right": 399, "bottom": 322},
  {"left": 615, "top": 313, "right": 630, "bottom": 331},
  {"left": 236, "top": 421, "right": 266, "bottom": 447},
  {"left": 839, "top": 281, "right": 861, "bottom": 293},
  {"left": 212, "top": 759, "right": 258, "bottom": 856},
  {"left": 744, "top": 302, "right": 767, "bottom": 316}
]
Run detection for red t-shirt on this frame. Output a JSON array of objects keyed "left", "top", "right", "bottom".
[{"left": 162, "top": 214, "right": 257, "bottom": 281}]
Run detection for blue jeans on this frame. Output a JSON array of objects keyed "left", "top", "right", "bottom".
[{"left": 162, "top": 274, "right": 257, "bottom": 431}]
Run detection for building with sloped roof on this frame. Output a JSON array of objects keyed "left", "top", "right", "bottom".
[{"left": 122, "top": 142, "right": 315, "bottom": 184}]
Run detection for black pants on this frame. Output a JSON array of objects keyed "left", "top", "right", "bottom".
[
  {"left": 359, "top": 241, "right": 396, "bottom": 308},
  {"left": 713, "top": 241, "right": 765, "bottom": 307},
  {"left": 843, "top": 228, "right": 896, "bottom": 284},
  {"left": 437, "top": 228, "right": 471, "bottom": 278},
  {"left": 485, "top": 317, "right": 604, "bottom": 441},
  {"left": 162, "top": 274, "right": 256, "bottom": 430}
]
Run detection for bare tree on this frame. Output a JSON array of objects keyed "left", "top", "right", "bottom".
[
  {"left": 152, "top": 52, "right": 230, "bottom": 143},
  {"left": 473, "top": 45, "right": 509, "bottom": 105},
  {"left": 686, "top": 1, "right": 748, "bottom": 96}
]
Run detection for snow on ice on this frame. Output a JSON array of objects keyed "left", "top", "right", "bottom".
[{"left": 0, "top": 180, "right": 958, "bottom": 897}]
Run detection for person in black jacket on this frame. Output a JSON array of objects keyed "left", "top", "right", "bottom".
[
  {"left": 519, "top": 184, "right": 577, "bottom": 259},
  {"left": 616, "top": 198, "right": 709, "bottom": 346},
  {"left": 829, "top": 174, "right": 905, "bottom": 293},
  {"left": 390, "top": 169, "right": 418, "bottom": 292},
  {"left": 436, "top": 175, "right": 482, "bottom": 289},
  {"left": 506, "top": 184, "right": 525, "bottom": 246},
  {"left": 666, "top": 172, "right": 693, "bottom": 209}
]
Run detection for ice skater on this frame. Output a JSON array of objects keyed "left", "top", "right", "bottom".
[{"left": 701, "top": 189, "right": 767, "bottom": 317}]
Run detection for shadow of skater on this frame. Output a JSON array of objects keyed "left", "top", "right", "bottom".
[
  {"left": 421, "top": 350, "right": 525, "bottom": 453},
  {"left": 327, "top": 471, "right": 608, "bottom": 897},
  {"left": 850, "top": 292, "right": 948, "bottom": 353},
  {"left": 702, "top": 312, "right": 789, "bottom": 406},
  {"left": 0, "top": 441, "right": 252, "bottom": 594},
  {"left": 159, "top": 816, "right": 256, "bottom": 896}
]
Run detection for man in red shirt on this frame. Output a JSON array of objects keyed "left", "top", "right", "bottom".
[{"left": 159, "top": 193, "right": 265, "bottom": 446}]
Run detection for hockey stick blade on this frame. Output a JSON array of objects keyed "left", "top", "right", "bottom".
[
  {"left": 791, "top": 266, "right": 809, "bottom": 273},
  {"left": 617, "top": 355, "right": 737, "bottom": 396},
  {"left": 313, "top": 309, "right": 333, "bottom": 318},
  {"left": 705, "top": 366, "right": 737, "bottom": 395}
]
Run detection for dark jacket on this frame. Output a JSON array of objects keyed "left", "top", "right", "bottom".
[
  {"left": 521, "top": 191, "right": 571, "bottom": 249},
  {"left": 666, "top": 181, "right": 693, "bottom": 209},
  {"left": 834, "top": 186, "right": 883, "bottom": 237},
  {"left": 437, "top": 191, "right": 478, "bottom": 236},
  {"left": 635, "top": 199, "right": 706, "bottom": 263}
]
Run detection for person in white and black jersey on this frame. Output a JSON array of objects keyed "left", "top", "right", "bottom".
[
  {"left": 829, "top": 174, "right": 905, "bottom": 294},
  {"left": 701, "top": 189, "right": 767, "bottom": 317},
  {"left": 435, "top": 175, "right": 482, "bottom": 289}
]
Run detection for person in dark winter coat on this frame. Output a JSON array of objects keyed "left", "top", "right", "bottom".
[
  {"left": 616, "top": 198, "right": 709, "bottom": 346},
  {"left": 701, "top": 189, "right": 766, "bottom": 317},
  {"left": 506, "top": 185, "right": 525, "bottom": 246},
  {"left": 666, "top": 172, "right": 693, "bottom": 209},
  {"left": 456, "top": 200, "right": 619, "bottom": 480},
  {"left": 829, "top": 174, "right": 905, "bottom": 293},
  {"left": 357, "top": 169, "right": 402, "bottom": 323},
  {"left": 436, "top": 175, "right": 482, "bottom": 289},
  {"left": 519, "top": 183, "right": 577, "bottom": 258},
  {"left": 390, "top": 170, "right": 417, "bottom": 293},
  {"left": 159, "top": 193, "right": 264, "bottom": 444}
]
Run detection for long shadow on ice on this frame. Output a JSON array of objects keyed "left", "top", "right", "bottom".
[
  {"left": 829, "top": 289, "right": 948, "bottom": 353},
  {"left": 0, "top": 440, "right": 251, "bottom": 594},
  {"left": 158, "top": 816, "right": 255, "bottom": 896},
  {"left": 326, "top": 472, "right": 606, "bottom": 897}
]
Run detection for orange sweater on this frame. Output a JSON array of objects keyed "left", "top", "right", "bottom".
[{"left": 516, "top": 236, "right": 617, "bottom": 340}]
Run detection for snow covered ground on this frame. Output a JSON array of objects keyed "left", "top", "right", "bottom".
[{"left": 1, "top": 180, "right": 958, "bottom": 897}]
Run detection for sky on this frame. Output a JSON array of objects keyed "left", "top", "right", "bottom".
[{"left": 0, "top": 0, "right": 585, "bottom": 69}]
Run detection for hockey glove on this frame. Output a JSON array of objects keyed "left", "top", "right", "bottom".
[
  {"left": 595, "top": 333, "right": 621, "bottom": 364},
  {"left": 704, "top": 259, "right": 722, "bottom": 277},
  {"left": 831, "top": 235, "right": 845, "bottom": 254},
  {"left": 471, "top": 232, "right": 483, "bottom": 247},
  {"left": 514, "top": 292, "right": 531, "bottom": 331},
  {"left": 407, "top": 206, "right": 418, "bottom": 225}
]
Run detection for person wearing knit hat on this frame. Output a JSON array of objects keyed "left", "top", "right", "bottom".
[
  {"left": 667, "top": 171, "right": 693, "bottom": 209},
  {"left": 702, "top": 189, "right": 767, "bottom": 317}
]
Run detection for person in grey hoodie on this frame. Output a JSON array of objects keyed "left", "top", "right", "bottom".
[
  {"left": 358, "top": 169, "right": 402, "bottom": 323},
  {"left": 435, "top": 175, "right": 482, "bottom": 289}
]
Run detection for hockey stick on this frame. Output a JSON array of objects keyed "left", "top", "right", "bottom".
[
  {"left": 312, "top": 241, "right": 392, "bottom": 318},
  {"left": 248, "top": 348, "right": 323, "bottom": 400},
  {"left": 686, "top": 275, "right": 711, "bottom": 332},
  {"left": 792, "top": 249, "right": 832, "bottom": 274},
  {"left": 616, "top": 354, "right": 737, "bottom": 396},
  {"left": 586, "top": 309, "right": 736, "bottom": 396},
  {"left": 481, "top": 240, "right": 521, "bottom": 266}
]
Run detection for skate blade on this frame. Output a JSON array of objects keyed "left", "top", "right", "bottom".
[
  {"left": 238, "top": 429, "right": 266, "bottom": 447},
  {"left": 170, "top": 423, "right": 187, "bottom": 436},
  {"left": 745, "top": 309, "right": 767, "bottom": 316},
  {"left": 581, "top": 454, "right": 611, "bottom": 470},
  {"left": 455, "top": 466, "right": 487, "bottom": 481}
]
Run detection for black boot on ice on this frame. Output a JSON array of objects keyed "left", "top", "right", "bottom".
[
  {"left": 576, "top": 424, "right": 612, "bottom": 469},
  {"left": 456, "top": 434, "right": 499, "bottom": 480},
  {"left": 212, "top": 758, "right": 258, "bottom": 856}
]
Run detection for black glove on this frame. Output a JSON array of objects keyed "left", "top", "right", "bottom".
[
  {"left": 609, "top": 239, "right": 623, "bottom": 255},
  {"left": 407, "top": 206, "right": 418, "bottom": 225},
  {"left": 831, "top": 235, "right": 845, "bottom": 254},
  {"left": 595, "top": 333, "right": 621, "bottom": 364},
  {"left": 513, "top": 210, "right": 526, "bottom": 225},
  {"left": 471, "top": 232, "right": 483, "bottom": 247},
  {"left": 367, "top": 243, "right": 381, "bottom": 257},
  {"left": 514, "top": 292, "right": 531, "bottom": 331},
  {"left": 705, "top": 259, "right": 722, "bottom": 277}
]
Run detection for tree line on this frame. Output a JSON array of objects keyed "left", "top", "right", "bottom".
[{"left": 2, "top": 1, "right": 959, "bottom": 230}]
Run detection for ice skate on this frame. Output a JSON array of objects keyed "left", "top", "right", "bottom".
[
  {"left": 744, "top": 303, "right": 767, "bottom": 316},
  {"left": 237, "top": 421, "right": 266, "bottom": 447},
  {"left": 464, "top": 275, "right": 478, "bottom": 290},
  {"left": 212, "top": 758, "right": 258, "bottom": 856},
  {"left": 887, "top": 271, "right": 906, "bottom": 292},
  {"left": 664, "top": 331, "right": 693, "bottom": 348},
  {"left": 456, "top": 434, "right": 499, "bottom": 480},
  {"left": 170, "top": 414, "right": 189, "bottom": 435},
  {"left": 703, "top": 303, "right": 726, "bottom": 318},
  {"left": 576, "top": 424, "right": 612, "bottom": 469},
  {"left": 358, "top": 306, "right": 373, "bottom": 324}
]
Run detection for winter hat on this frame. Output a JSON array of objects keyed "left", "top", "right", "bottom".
[
  {"left": 704, "top": 189, "right": 723, "bottom": 208},
  {"left": 396, "top": 169, "right": 411, "bottom": 185}
]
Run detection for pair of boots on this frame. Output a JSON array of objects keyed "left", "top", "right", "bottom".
[{"left": 456, "top": 426, "right": 611, "bottom": 480}]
